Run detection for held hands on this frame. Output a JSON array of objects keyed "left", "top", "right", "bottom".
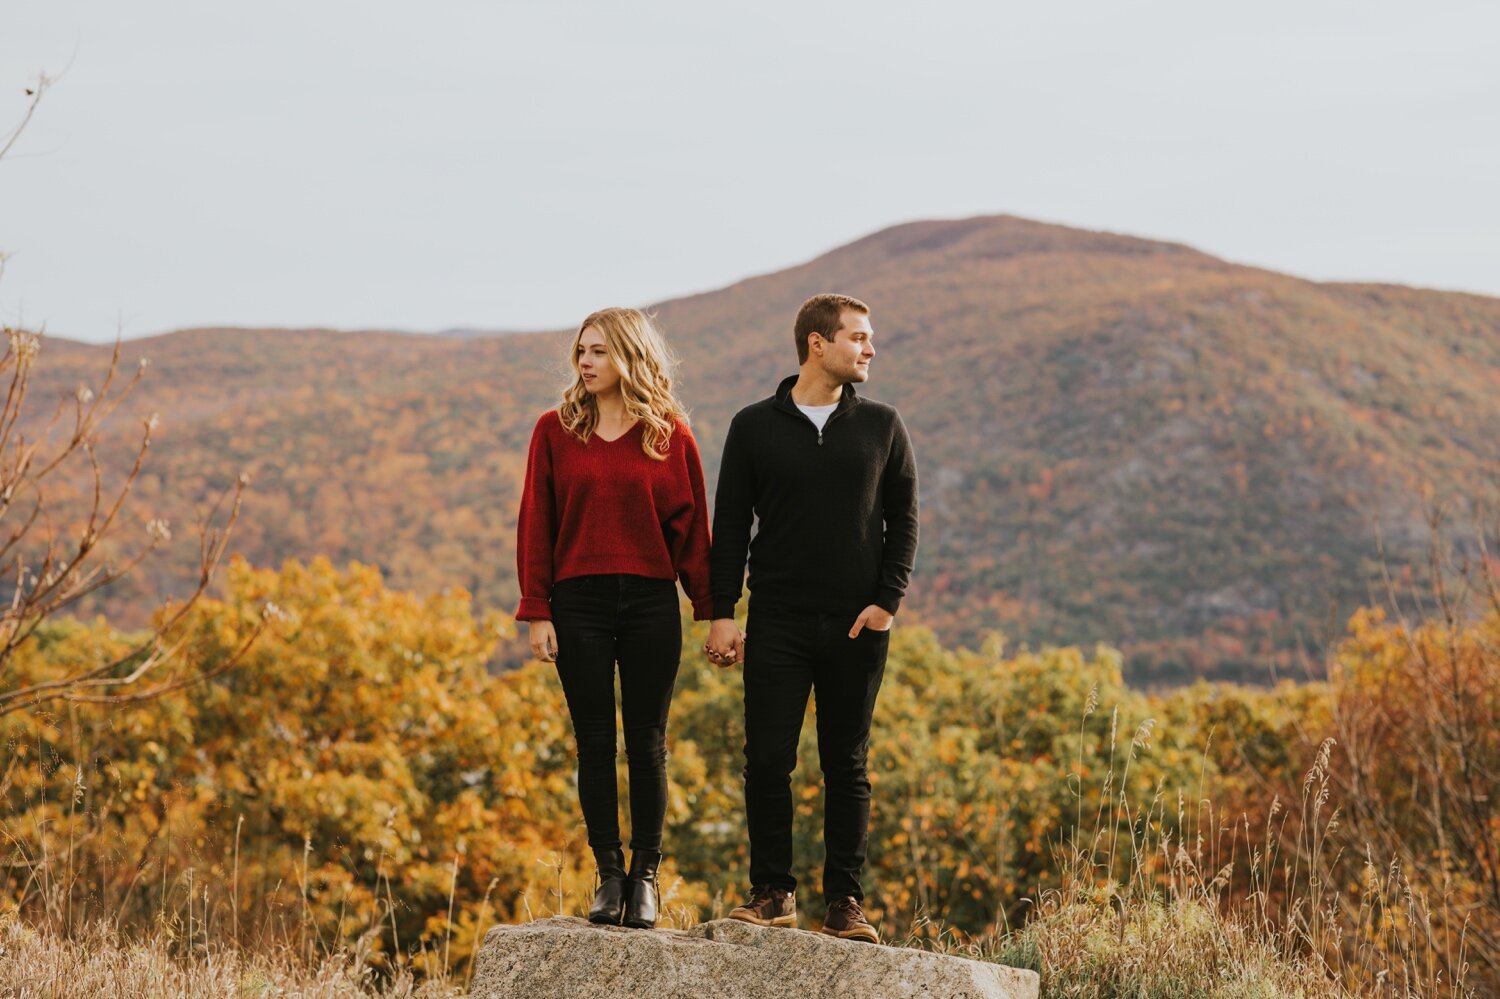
[
  {"left": 704, "top": 618, "right": 745, "bottom": 668},
  {"left": 848, "top": 605, "right": 894, "bottom": 638},
  {"left": 528, "top": 621, "right": 558, "bottom": 662}
]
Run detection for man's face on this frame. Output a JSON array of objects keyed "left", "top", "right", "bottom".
[{"left": 814, "top": 311, "right": 875, "bottom": 384}]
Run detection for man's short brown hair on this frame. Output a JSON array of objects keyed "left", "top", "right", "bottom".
[{"left": 794, "top": 294, "right": 869, "bottom": 364}]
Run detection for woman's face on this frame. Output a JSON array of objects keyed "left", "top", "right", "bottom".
[{"left": 576, "top": 325, "right": 622, "bottom": 397}]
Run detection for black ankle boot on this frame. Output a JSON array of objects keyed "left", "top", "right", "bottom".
[
  {"left": 622, "top": 849, "right": 661, "bottom": 929},
  {"left": 587, "top": 847, "right": 627, "bottom": 925}
]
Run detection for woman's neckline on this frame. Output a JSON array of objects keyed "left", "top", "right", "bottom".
[{"left": 593, "top": 419, "right": 640, "bottom": 444}]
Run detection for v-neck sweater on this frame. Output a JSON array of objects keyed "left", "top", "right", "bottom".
[
  {"left": 515, "top": 410, "right": 713, "bottom": 622},
  {"left": 709, "top": 375, "right": 919, "bottom": 620}
]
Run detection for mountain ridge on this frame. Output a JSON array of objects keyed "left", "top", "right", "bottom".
[{"left": 26, "top": 214, "right": 1500, "bottom": 683}]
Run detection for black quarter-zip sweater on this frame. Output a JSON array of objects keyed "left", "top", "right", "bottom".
[{"left": 709, "top": 375, "right": 919, "bottom": 620}]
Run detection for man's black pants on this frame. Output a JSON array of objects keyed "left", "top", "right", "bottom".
[
  {"left": 742, "top": 609, "right": 889, "bottom": 902},
  {"left": 551, "top": 574, "right": 682, "bottom": 854}
]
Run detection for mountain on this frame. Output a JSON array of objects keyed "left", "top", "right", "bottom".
[{"left": 26, "top": 216, "right": 1500, "bottom": 683}]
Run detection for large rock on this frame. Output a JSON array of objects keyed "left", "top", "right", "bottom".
[{"left": 470, "top": 916, "right": 1039, "bottom": 999}]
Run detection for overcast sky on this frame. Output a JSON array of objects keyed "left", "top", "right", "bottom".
[{"left": 2, "top": 1, "right": 1497, "bottom": 343}]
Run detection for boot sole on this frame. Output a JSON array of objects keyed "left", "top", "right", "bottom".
[
  {"left": 728, "top": 911, "right": 796, "bottom": 927},
  {"left": 819, "top": 925, "right": 879, "bottom": 943}
]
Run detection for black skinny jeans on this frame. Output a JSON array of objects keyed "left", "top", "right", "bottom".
[
  {"left": 550, "top": 574, "right": 682, "bottom": 854},
  {"left": 742, "top": 608, "right": 889, "bottom": 902}
]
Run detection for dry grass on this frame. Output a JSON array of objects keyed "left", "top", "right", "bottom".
[
  {"left": 984, "top": 885, "right": 1338, "bottom": 999},
  {"left": 893, "top": 825, "right": 1350, "bottom": 998},
  {"left": 887, "top": 688, "right": 1481, "bottom": 998},
  {"left": 0, "top": 915, "right": 461, "bottom": 999}
]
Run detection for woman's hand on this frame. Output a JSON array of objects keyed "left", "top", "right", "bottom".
[
  {"left": 529, "top": 621, "right": 558, "bottom": 662},
  {"left": 704, "top": 618, "right": 745, "bottom": 668}
]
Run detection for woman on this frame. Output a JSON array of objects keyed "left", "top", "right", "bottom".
[{"left": 515, "top": 307, "right": 713, "bottom": 930}]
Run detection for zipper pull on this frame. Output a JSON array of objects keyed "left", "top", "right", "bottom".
[{"left": 817, "top": 431, "right": 824, "bottom": 446}]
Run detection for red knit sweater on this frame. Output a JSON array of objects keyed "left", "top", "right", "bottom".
[{"left": 515, "top": 410, "right": 713, "bottom": 622}]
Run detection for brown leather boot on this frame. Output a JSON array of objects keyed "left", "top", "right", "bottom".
[
  {"left": 587, "top": 847, "right": 627, "bottom": 925},
  {"left": 728, "top": 886, "right": 796, "bottom": 927},
  {"left": 820, "top": 896, "right": 879, "bottom": 943}
]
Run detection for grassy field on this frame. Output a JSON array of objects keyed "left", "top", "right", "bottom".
[{"left": 2, "top": 722, "right": 1471, "bottom": 999}]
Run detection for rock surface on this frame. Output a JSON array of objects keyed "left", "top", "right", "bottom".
[{"left": 470, "top": 916, "right": 1039, "bottom": 999}]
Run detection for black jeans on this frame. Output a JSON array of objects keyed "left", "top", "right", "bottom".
[
  {"left": 550, "top": 574, "right": 682, "bottom": 854},
  {"left": 742, "top": 608, "right": 889, "bottom": 902}
]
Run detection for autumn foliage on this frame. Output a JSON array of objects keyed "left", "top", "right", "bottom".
[{"left": 2, "top": 556, "right": 1496, "bottom": 993}]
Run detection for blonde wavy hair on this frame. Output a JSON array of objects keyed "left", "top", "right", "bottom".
[{"left": 558, "top": 307, "right": 686, "bottom": 461}]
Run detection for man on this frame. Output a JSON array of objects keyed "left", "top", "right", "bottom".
[{"left": 705, "top": 293, "right": 919, "bottom": 944}]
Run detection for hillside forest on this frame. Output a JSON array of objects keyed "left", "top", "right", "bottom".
[{"left": 26, "top": 216, "right": 1500, "bottom": 686}]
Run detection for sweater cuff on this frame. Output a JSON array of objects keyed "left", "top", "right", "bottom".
[
  {"left": 873, "top": 588, "right": 904, "bottom": 616},
  {"left": 516, "top": 596, "right": 552, "bottom": 622},
  {"left": 711, "top": 597, "right": 739, "bottom": 621},
  {"left": 691, "top": 597, "right": 715, "bottom": 622}
]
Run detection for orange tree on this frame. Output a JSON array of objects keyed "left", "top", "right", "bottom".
[{"left": 0, "top": 556, "right": 713, "bottom": 973}]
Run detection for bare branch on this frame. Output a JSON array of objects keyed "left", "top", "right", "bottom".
[
  {"left": 0, "top": 72, "right": 50, "bottom": 161},
  {"left": 0, "top": 82, "right": 257, "bottom": 711}
]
